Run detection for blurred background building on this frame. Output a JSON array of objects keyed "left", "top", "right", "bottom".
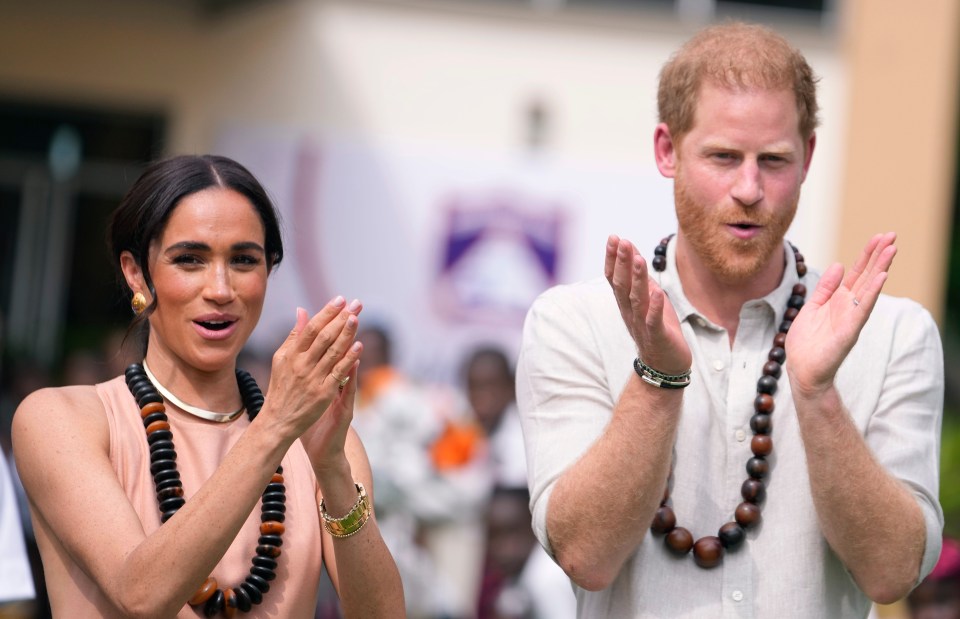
[{"left": 0, "top": 1, "right": 958, "bottom": 618}]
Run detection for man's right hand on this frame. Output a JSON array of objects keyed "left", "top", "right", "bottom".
[{"left": 604, "top": 235, "right": 691, "bottom": 377}]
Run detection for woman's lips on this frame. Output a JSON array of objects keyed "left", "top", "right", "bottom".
[{"left": 192, "top": 319, "right": 239, "bottom": 340}]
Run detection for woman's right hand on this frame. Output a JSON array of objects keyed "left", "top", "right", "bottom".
[{"left": 261, "top": 296, "right": 363, "bottom": 438}]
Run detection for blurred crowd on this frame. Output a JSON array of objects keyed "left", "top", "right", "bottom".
[
  {"left": 1, "top": 319, "right": 957, "bottom": 619},
  {"left": 0, "top": 319, "right": 577, "bottom": 619}
]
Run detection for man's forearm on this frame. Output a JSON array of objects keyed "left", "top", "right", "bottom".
[
  {"left": 794, "top": 385, "right": 925, "bottom": 603},
  {"left": 545, "top": 376, "right": 682, "bottom": 591}
]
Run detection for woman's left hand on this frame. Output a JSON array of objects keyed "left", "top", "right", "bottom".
[{"left": 294, "top": 307, "right": 363, "bottom": 476}]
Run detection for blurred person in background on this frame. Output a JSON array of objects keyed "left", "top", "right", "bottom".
[
  {"left": 12, "top": 155, "right": 403, "bottom": 617},
  {"left": 353, "top": 325, "right": 490, "bottom": 619},
  {"left": 0, "top": 445, "right": 35, "bottom": 615},
  {"left": 517, "top": 22, "right": 943, "bottom": 618},
  {"left": 477, "top": 486, "right": 575, "bottom": 619},
  {"left": 908, "top": 536, "right": 960, "bottom": 619},
  {"left": 462, "top": 347, "right": 526, "bottom": 489}
]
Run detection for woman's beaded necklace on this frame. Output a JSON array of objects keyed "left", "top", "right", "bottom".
[
  {"left": 125, "top": 363, "right": 286, "bottom": 616},
  {"left": 649, "top": 234, "right": 807, "bottom": 568}
]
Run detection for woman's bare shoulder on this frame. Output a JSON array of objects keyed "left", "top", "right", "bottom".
[{"left": 13, "top": 384, "right": 109, "bottom": 445}]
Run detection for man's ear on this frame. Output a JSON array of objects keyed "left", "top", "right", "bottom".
[
  {"left": 654, "top": 123, "right": 679, "bottom": 179},
  {"left": 119, "top": 251, "right": 149, "bottom": 300}
]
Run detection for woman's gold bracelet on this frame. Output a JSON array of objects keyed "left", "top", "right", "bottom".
[{"left": 320, "top": 482, "right": 371, "bottom": 538}]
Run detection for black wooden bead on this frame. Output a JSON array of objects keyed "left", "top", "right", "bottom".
[
  {"left": 159, "top": 496, "right": 185, "bottom": 513},
  {"left": 258, "top": 534, "right": 283, "bottom": 547},
  {"left": 161, "top": 509, "right": 178, "bottom": 523},
  {"left": 778, "top": 320, "right": 793, "bottom": 333},
  {"left": 203, "top": 589, "right": 224, "bottom": 617},
  {"left": 240, "top": 581, "right": 262, "bottom": 605},
  {"left": 262, "top": 491, "right": 285, "bottom": 505},
  {"left": 757, "top": 375, "right": 778, "bottom": 395},
  {"left": 157, "top": 486, "right": 184, "bottom": 501},
  {"left": 787, "top": 294, "right": 805, "bottom": 309},
  {"left": 718, "top": 522, "right": 745, "bottom": 549},
  {"left": 265, "top": 483, "right": 285, "bottom": 495},
  {"left": 142, "top": 412, "right": 167, "bottom": 427},
  {"left": 276, "top": 465, "right": 284, "bottom": 475},
  {"left": 750, "top": 413, "right": 772, "bottom": 434},
  {"left": 137, "top": 392, "right": 164, "bottom": 407},
  {"left": 654, "top": 243, "right": 667, "bottom": 256},
  {"left": 768, "top": 347, "right": 786, "bottom": 364},
  {"left": 246, "top": 573, "right": 270, "bottom": 594},
  {"left": 261, "top": 510, "right": 286, "bottom": 523},
  {"left": 250, "top": 565, "right": 276, "bottom": 581},
  {"left": 128, "top": 378, "right": 152, "bottom": 394},
  {"left": 147, "top": 430, "right": 173, "bottom": 444},
  {"left": 150, "top": 448, "right": 177, "bottom": 463},
  {"left": 741, "top": 478, "right": 766, "bottom": 503},
  {"left": 746, "top": 457, "right": 769, "bottom": 479},
  {"left": 153, "top": 469, "right": 181, "bottom": 484},
  {"left": 149, "top": 439, "right": 175, "bottom": 453},
  {"left": 124, "top": 364, "right": 142, "bottom": 381},
  {"left": 150, "top": 459, "right": 177, "bottom": 475},
  {"left": 155, "top": 477, "right": 183, "bottom": 493},
  {"left": 262, "top": 501, "right": 286, "bottom": 513},
  {"left": 652, "top": 255, "right": 667, "bottom": 272},
  {"left": 132, "top": 383, "right": 157, "bottom": 400},
  {"left": 252, "top": 556, "right": 278, "bottom": 570},
  {"left": 234, "top": 586, "right": 253, "bottom": 612}
]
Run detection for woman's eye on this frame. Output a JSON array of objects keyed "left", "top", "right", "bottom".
[
  {"left": 233, "top": 254, "right": 262, "bottom": 267},
  {"left": 172, "top": 254, "right": 202, "bottom": 265}
]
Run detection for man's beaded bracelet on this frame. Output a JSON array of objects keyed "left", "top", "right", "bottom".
[
  {"left": 633, "top": 357, "right": 692, "bottom": 389},
  {"left": 320, "top": 482, "right": 372, "bottom": 538}
]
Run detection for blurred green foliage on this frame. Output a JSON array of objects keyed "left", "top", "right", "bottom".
[{"left": 941, "top": 410, "right": 960, "bottom": 538}]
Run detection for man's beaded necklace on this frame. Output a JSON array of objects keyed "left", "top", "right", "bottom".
[
  {"left": 648, "top": 234, "right": 807, "bottom": 568},
  {"left": 125, "top": 363, "right": 286, "bottom": 615}
]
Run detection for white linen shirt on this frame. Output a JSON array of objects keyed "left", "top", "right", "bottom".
[{"left": 516, "top": 239, "right": 944, "bottom": 619}]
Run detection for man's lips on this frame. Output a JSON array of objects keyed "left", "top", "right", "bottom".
[{"left": 727, "top": 223, "right": 762, "bottom": 239}]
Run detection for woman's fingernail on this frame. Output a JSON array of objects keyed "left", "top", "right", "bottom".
[
  {"left": 347, "top": 315, "right": 358, "bottom": 327},
  {"left": 347, "top": 298, "right": 361, "bottom": 312},
  {"left": 351, "top": 341, "right": 362, "bottom": 352},
  {"left": 330, "top": 295, "right": 346, "bottom": 308}
]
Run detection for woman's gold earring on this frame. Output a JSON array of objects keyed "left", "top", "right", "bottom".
[{"left": 131, "top": 292, "right": 147, "bottom": 315}]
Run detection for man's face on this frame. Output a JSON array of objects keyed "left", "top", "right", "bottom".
[{"left": 664, "top": 83, "right": 814, "bottom": 284}]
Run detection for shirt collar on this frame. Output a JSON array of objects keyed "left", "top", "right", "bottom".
[{"left": 656, "top": 238, "right": 807, "bottom": 328}]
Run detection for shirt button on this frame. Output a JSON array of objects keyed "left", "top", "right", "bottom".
[
  {"left": 735, "top": 429, "right": 746, "bottom": 442},
  {"left": 695, "top": 317, "right": 707, "bottom": 328},
  {"left": 713, "top": 360, "right": 724, "bottom": 371},
  {"left": 732, "top": 590, "right": 744, "bottom": 602}
]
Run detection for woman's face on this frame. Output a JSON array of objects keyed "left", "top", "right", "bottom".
[{"left": 141, "top": 187, "right": 269, "bottom": 373}]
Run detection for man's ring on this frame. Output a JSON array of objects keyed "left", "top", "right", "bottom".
[{"left": 852, "top": 298, "right": 860, "bottom": 307}]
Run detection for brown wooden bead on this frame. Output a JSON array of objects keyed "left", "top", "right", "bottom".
[
  {"left": 784, "top": 307, "right": 799, "bottom": 320},
  {"left": 751, "top": 434, "right": 773, "bottom": 456},
  {"left": 189, "top": 577, "right": 218, "bottom": 606},
  {"left": 735, "top": 502, "right": 762, "bottom": 528},
  {"left": 754, "top": 394, "right": 774, "bottom": 413},
  {"left": 741, "top": 478, "right": 766, "bottom": 503},
  {"left": 224, "top": 588, "right": 237, "bottom": 619},
  {"left": 665, "top": 527, "right": 693, "bottom": 555},
  {"left": 773, "top": 332, "right": 787, "bottom": 348},
  {"left": 792, "top": 283, "right": 807, "bottom": 297},
  {"left": 157, "top": 486, "right": 184, "bottom": 501},
  {"left": 260, "top": 521, "right": 286, "bottom": 535},
  {"left": 271, "top": 473, "right": 284, "bottom": 484},
  {"left": 256, "top": 544, "right": 282, "bottom": 558},
  {"left": 762, "top": 361, "right": 781, "bottom": 379},
  {"left": 145, "top": 420, "right": 171, "bottom": 435},
  {"left": 692, "top": 536, "right": 724, "bottom": 568},
  {"left": 140, "top": 402, "right": 165, "bottom": 418},
  {"left": 796, "top": 262, "right": 807, "bottom": 277},
  {"left": 651, "top": 506, "right": 676, "bottom": 535}
]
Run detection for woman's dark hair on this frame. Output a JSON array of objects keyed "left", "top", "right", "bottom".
[{"left": 106, "top": 154, "right": 284, "bottom": 345}]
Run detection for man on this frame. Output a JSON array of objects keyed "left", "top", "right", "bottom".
[{"left": 516, "top": 22, "right": 943, "bottom": 618}]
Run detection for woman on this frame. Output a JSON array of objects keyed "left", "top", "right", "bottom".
[{"left": 12, "top": 155, "right": 405, "bottom": 617}]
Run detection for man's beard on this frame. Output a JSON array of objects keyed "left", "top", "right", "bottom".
[{"left": 674, "top": 175, "right": 799, "bottom": 284}]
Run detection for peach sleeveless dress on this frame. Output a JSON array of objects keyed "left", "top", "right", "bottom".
[{"left": 49, "top": 375, "right": 324, "bottom": 618}]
